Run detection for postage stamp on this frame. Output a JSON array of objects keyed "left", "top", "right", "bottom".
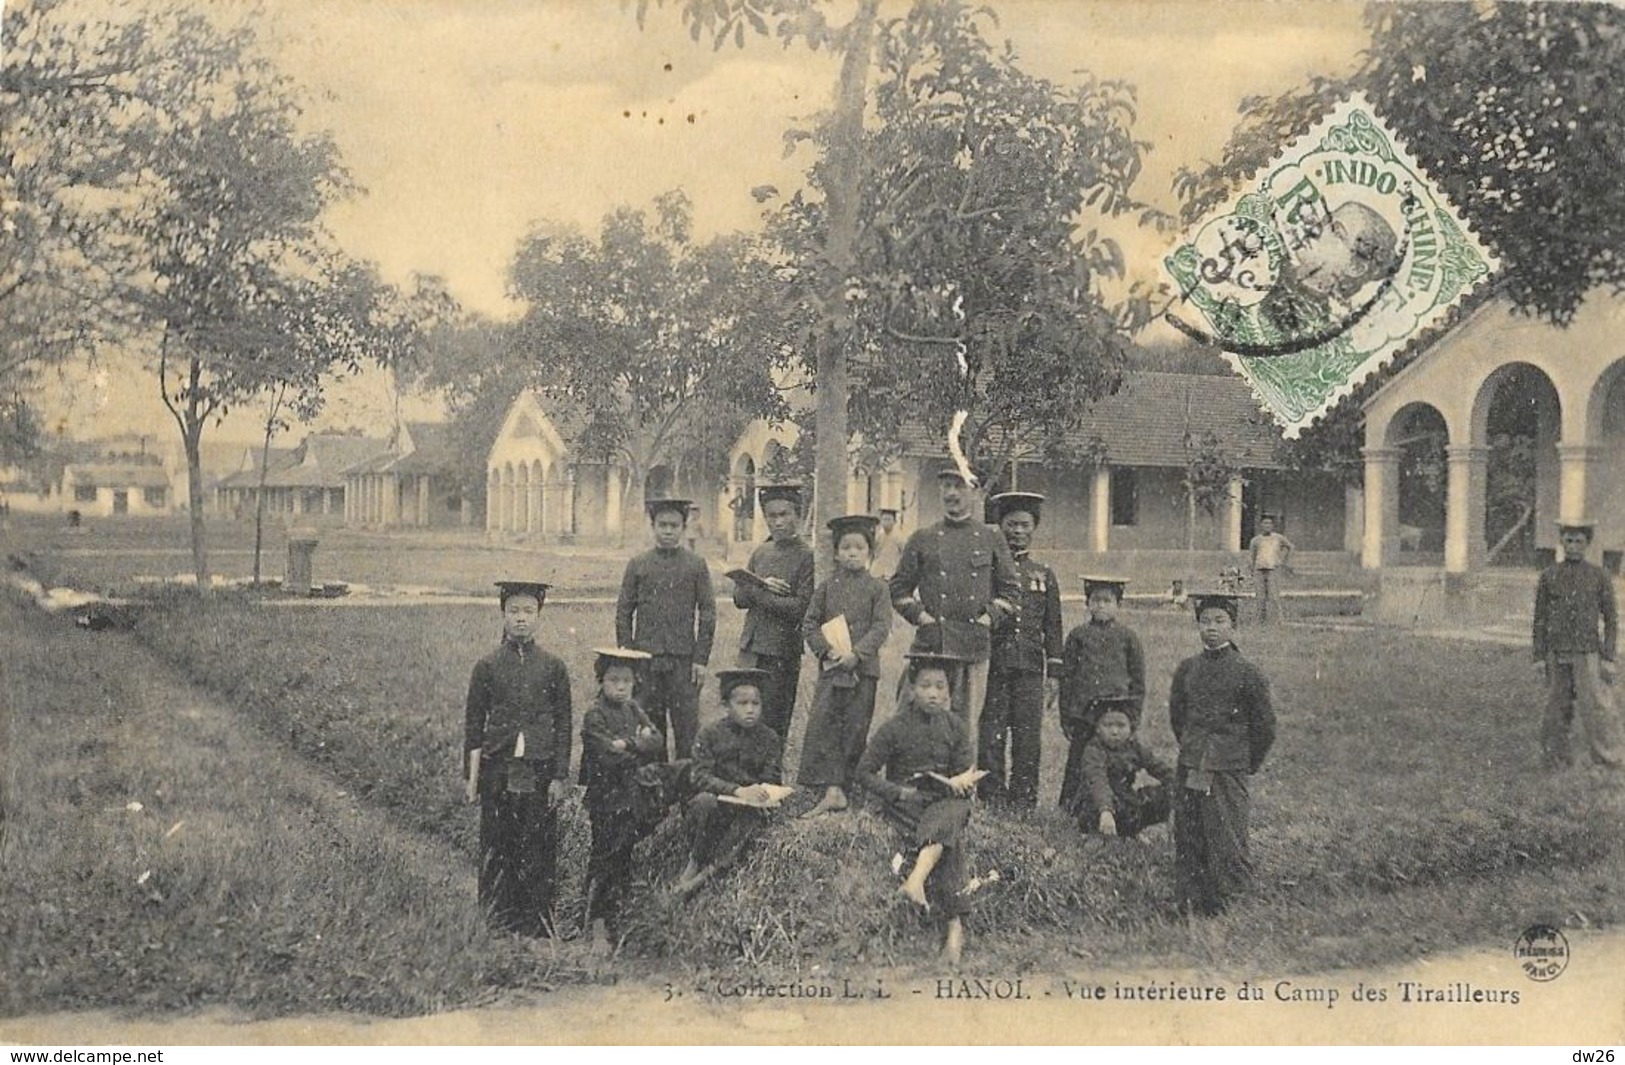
[{"left": 1164, "top": 93, "right": 1499, "bottom": 437}]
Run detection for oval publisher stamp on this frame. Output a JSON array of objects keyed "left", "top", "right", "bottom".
[
  {"left": 1513, "top": 923, "right": 1570, "bottom": 982},
  {"left": 1164, "top": 94, "right": 1499, "bottom": 437}
]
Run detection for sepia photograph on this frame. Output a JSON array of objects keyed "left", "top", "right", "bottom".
[{"left": 2, "top": 0, "right": 1623, "bottom": 1049}]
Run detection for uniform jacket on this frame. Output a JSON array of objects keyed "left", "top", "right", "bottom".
[
  {"left": 464, "top": 637, "right": 573, "bottom": 784},
  {"left": 578, "top": 694, "right": 663, "bottom": 812},
  {"left": 990, "top": 551, "right": 1064, "bottom": 675},
  {"left": 688, "top": 718, "right": 783, "bottom": 795},
  {"left": 616, "top": 546, "right": 717, "bottom": 664},
  {"left": 1168, "top": 643, "right": 1275, "bottom": 774},
  {"left": 1534, "top": 559, "right": 1619, "bottom": 661},
  {"left": 734, "top": 536, "right": 815, "bottom": 659},
  {"left": 888, "top": 517, "right": 1021, "bottom": 662},
  {"left": 1080, "top": 737, "right": 1175, "bottom": 813},
  {"left": 857, "top": 702, "right": 973, "bottom": 804},
  {"left": 802, "top": 567, "right": 892, "bottom": 681},
  {"left": 1059, "top": 619, "right": 1146, "bottom": 723}
]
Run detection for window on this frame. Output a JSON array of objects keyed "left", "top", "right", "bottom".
[
  {"left": 74, "top": 484, "right": 98, "bottom": 503},
  {"left": 1109, "top": 468, "right": 1138, "bottom": 526},
  {"left": 144, "top": 487, "right": 167, "bottom": 508}
]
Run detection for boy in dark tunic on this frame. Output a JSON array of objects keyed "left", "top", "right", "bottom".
[
  {"left": 1076, "top": 703, "right": 1175, "bottom": 839},
  {"left": 616, "top": 497, "right": 717, "bottom": 761},
  {"left": 732, "top": 483, "right": 815, "bottom": 745},
  {"left": 676, "top": 668, "right": 784, "bottom": 894},
  {"left": 980, "top": 492, "right": 1064, "bottom": 806},
  {"left": 1058, "top": 576, "right": 1145, "bottom": 812},
  {"left": 579, "top": 647, "right": 665, "bottom": 953},
  {"left": 463, "top": 580, "right": 573, "bottom": 937},
  {"left": 798, "top": 514, "right": 892, "bottom": 816},
  {"left": 858, "top": 652, "right": 979, "bottom": 965},
  {"left": 1533, "top": 519, "right": 1622, "bottom": 769},
  {"left": 1169, "top": 592, "right": 1276, "bottom": 916}
]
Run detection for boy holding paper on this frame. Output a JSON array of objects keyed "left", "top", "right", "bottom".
[{"left": 797, "top": 514, "right": 892, "bottom": 816}]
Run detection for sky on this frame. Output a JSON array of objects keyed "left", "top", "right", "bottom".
[{"left": 47, "top": 0, "right": 1372, "bottom": 444}]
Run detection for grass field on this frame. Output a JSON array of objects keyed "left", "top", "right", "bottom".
[{"left": 5, "top": 516, "right": 1622, "bottom": 1015}]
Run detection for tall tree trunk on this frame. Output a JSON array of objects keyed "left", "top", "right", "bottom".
[
  {"left": 812, "top": 0, "right": 880, "bottom": 580},
  {"left": 184, "top": 420, "right": 209, "bottom": 592}
]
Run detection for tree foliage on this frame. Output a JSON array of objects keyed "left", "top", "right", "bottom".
[
  {"left": 1174, "top": 3, "right": 1625, "bottom": 478},
  {"left": 767, "top": 2, "right": 1151, "bottom": 481}
]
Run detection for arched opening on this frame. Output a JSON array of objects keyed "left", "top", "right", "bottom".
[
  {"left": 529, "top": 459, "right": 544, "bottom": 535},
  {"left": 1384, "top": 402, "right": 1448, "bottom": 563},
  {"left": 1587, "top": 357, "right": 1625, "bottom": 569},
  {"left": 501, "top": 463, "right": 515, "bottom": 533},
  {"left": 1473, "top": 363, "right": 1560, "bottom": 568},
  {"left": 731, "top": 455, "right": 756, "bottom": 543}
]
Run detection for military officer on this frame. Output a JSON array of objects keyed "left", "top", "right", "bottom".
[
  {"left": 979, "top": 491, "right": 1064, "bottom": 806},
  {"left": 732, "top": 483, "right": 815, "bottom": 746},
  {"left": 889, "top": 467, "right": 1020, "bottom": 760}
]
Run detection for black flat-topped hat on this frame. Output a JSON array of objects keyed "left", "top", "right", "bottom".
[
  {"left": 1081, "top": 575, "right": 1130, "bottom": 600},
  {"left": 1191, "top": 591, "right": 1250, "bottom": 622},
  {"left": 1093, "top": 695, "right": 1139, "bottom": 719},
  {"left": 495, "top": 580, "right": 550, "bottom": 607},
  {"left": 989, "top": 491, "right": 1045, "bottom": 525},
  {"left": 904, "top": 651, "right": 968, "bottom": 677},
  {"left": 717, "top": 667, "right": 773, "bottom": 699},
  {"left": 644, "top": 497, "right": 692, "bottom": 521},
  {"left": 757, "top": 483, "right": 804, "bottom": 508},
  {"left": 828, "top": 513, "right": 880, "bottom": 545}
]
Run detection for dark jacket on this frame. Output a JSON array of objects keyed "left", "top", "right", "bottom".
[
  {"left": 1534, "top": 559, "right": 1618, "bottom": 661},
  {"left": 735, "top": 536, "right": 816, "bottom": 659},
  {"left": 1168, "top": 643, "right": 1275, "bottom": 774},
  {"left": 889, "top": 517, "right": 1021, "bottom": 662},
  {"left": 990, "top": 552, "right": 1064, "bottom": 674},
  {"left": 688, "top": 718, "right": 783, "bottom": 796},
  {"left": 616, "top": 546, "right": 717, "bottom": 664},
  {"left": 579, "top": 694, "right": 663, "bottom": 812},
  {"left": 464, "top": 637, "right": 573, "bottom": 788},
  {"left": 1080, "top": 738, "right": 1175, "bottom": 813},
  {"left": 802, "top": 567, "right": 892, "bottom": 681},
  {"left": 857, "top": 703, "right": 973, "bottom": 804},
  {"left": 1059, "top": 619, "right": 1146, "bottom": 723}
]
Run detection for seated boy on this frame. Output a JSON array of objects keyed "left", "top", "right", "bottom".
[
  {"left": 856, "top": 652, "right": 979, "bottom": 965},
  {"left": 1076, "top": 702, "right": 1174, "bottom": 839},
  {"left": 579, "top": 647, "right": 666, "bottom": 952},
  {"left": 676, "top": 668, "right": 783, "bottom": 895}
]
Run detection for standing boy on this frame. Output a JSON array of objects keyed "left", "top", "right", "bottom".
[
  {"left": 579, "top": 647, "right": 666, "bottom": 953},
  {"left": 980, "top": 492, "right": 1063, "bottom": 806},
  {"left": 463, "top": 580, "right": 573, "bottom": 937},
  {"left": 1169, "top": 592, "right": 1276, "bottom": 916},
  {"left": 798, "top": 513, "right": 892, "bottom": 816},
  {"left": 677, "top": 668, "right": 784, "bottom": 895},
  {"left": 732, "top": 483, "right": 815, "bottom": 745},
  {"left": 1248, "top": 513, "right": 1293, "bottom": 624},
  {"left": 889, "top": 467, "right": 1019, "bottom": 757},
  {"left": 1058, "top": 576, "right": 1145, "bottom": 813},
  {"left": 617, "top": 498, "right": 717, "bottom": 760},
  {"left": 1533, "top": 519, "right": 1622, "bottom": 769}
]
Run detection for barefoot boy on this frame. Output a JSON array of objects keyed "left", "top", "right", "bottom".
[
  {"left": 1077, "top": 703, "right": 1175, "bottom": 839},
  {"left": 463, "top": 580, "right": 573, "bottom": 937},
  {"left": 857, "top": 652, "right": 979, "bottom": 964},
  {"left": 579, "top": 647, "right": 665, "bottom": 951},
  {"left": 1058, "top": 576, "right": 1145, "bottom": 813},
  {"left": 677, "top": 668, "right": 783, "bottom": 894},
  {"left": 798, "top": 514, "right": 892, "bottom": 817},
  {"left": 1169, "top": 592, "right": 1276, "bottom": 916}
]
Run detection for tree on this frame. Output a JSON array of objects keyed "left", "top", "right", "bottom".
[
  {"left": 505, "top": 192, "right": 793, "bottom": 539},
  {"left": 1175, "top": 2, "right": 1625, "bottom": 477},
  {"left": 771, "top": 2, "right": 1150, "bottom": 485}
]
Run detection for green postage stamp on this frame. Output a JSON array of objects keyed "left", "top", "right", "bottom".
[{"left": 1164, "top": 94, "right": 1499, "bottom": 437}]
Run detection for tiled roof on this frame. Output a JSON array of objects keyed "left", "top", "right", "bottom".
[
  {"left": 67, "top": 464, "right": 172, "bottom": 489},
  {"left": 898, "top": 372, "right": 1285, "bottom": 469}
]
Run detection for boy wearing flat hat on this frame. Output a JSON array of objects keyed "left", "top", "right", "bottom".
[
  {"left": 1534, "top": 519, "right": 1622, "bottom": 769},
  {"left": 1169, "top": 592, "right": 1276, "bottom": 916},
  {"left": 617, "top": 498, "right": 717, "bottom": 761},
  {"left": 1058, "top": 576, "right": 1145, "bottom": 813},
  {"left": 463, "top": 580, "right": 573, "bottom": 936},
  {"left": 980, "top": 491, "right": 1064, "bottom": 806},
  {"left": 732, "top": 483, "right": 815, "bottom": 746},
  {"left": 889, "top": 467, "right": 1020, "bottom": 760}
]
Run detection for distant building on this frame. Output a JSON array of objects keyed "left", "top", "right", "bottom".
[
  {"left": 214, "top": 433, "right": 387, "bottom": 524},
  {"left": 61, "top": 459, "right": 173, "bottom": 517},
  {"left": 344, "top": 421, "right": 469, "bottom": 528}
]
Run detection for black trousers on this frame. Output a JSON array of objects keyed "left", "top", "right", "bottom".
[
  {"left": 585, "top": 803, "right": 647, "bottom": 929},
  {"left": 978, "top": 668, "right": 1045, "bottom": 806},
  {"left": 1173, "top": 769, "right": 1252, "bottom": 916},
  {"left": 639, "top": 657, "right": 700, "bottom": 760},
  {"left": 478, "top": 789, "right": 559, "bottom": 936},
  {"left": 744, "top": 651, "right": 802, "bottom": 747},
  {"left": 1078, "top": 783, "right": 1171, "bottom": 837}
]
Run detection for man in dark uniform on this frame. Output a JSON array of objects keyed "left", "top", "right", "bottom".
[
  {"left": 1534, "top": 518, "right": 1622, "bottom": 769},
  {"left": 616, "top": 498, "right": 717, "bottom": 760},
  {"left": 979, "top": 491, "right": 1064, "bottom": 806},
  {"left": 1169, "top": 591, "right": 1275, "bottom": 916},
  {"left": 463, "top": 580, "right": 573, "bottom": 937},
  {"left": 732, "top": 483, "right": 815, "bottom": 746},
  {"left": 889, "top": 467, "right": 1020, "bottom": 761}
]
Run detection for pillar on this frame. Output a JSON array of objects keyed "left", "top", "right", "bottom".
[
  {"left": 418, "top": 477, "right": 431, "bottom": 528},
  {"left": 1361, "top": 447, "right": 1401, "bottom": 569},
  {"left": 1443, "top": 444, "right": 1488, "bottom": 574},
  {"left": 1089, "top": 466, "right": 1111, "bottom": 553},
  {"left": 1557, "top": 443, "right": 1596, "bottom": 524},
  {"left": 1223, "top": 475, "right": 1244, "bottom": 553}
]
